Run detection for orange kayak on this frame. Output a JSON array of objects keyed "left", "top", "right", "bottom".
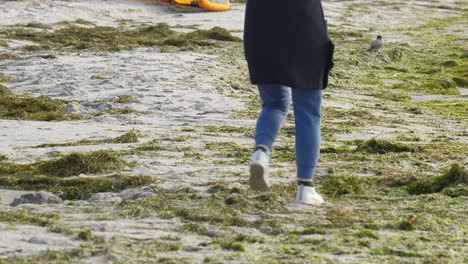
[{"left": 128, "top": 0, "right": 230, "bottom": 11}]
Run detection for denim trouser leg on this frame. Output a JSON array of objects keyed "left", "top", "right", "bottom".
[
  {"left": 255, "top": 84, "right": 291, "bottom": 151},
  {"left": 255, "top": 84, "right": 322, "bottom": 181},
  {"left": 292, "top": 88, "right": 322, "bottom": 181}
]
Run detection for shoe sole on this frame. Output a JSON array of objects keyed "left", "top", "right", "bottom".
[
  {"left": 295, "top": 199, "right": 324, "bottom": 205},
  {"left": 249, "top": 163, "right": 269, "bottom": 192}
]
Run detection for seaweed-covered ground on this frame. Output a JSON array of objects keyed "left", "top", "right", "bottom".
[{"left": 0, "top": 0, "right": 466, "bottom": 263}]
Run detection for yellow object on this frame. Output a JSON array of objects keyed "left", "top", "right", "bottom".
[
  {"left": 128, "top": 0, "right": 230, "bottom": 11},
  {"left": 173, "top": 0, "right": 230, "bottom": 11},
  {"left": 173, "top": 0, "right": 197, "bottom": 5},
  {"left": 197, "top": 0, "right": 230, "bottom": 11}
]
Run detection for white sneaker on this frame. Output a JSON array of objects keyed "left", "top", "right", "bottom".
[
  {"left": 249, "top": 147, "right": 270, "bottom": 192},
  {"left": 295, "top": 185, "right": 324, "bottom": 205}
]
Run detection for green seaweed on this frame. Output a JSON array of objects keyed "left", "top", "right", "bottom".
[
  {"left": 0, "top": 174, "right": 156, "bottom": 200},
  {"left": 320, "top": 174, "right": 372, "bottom": 197},
  {"left": 0, "top": 39, "right": 8, "bottom": 47},
  {"left": 25, "top": 22, "right": 52, "bottom": 29},
  {"left": 135, "top": 139, "right": 167, "bottom": 151},
  {"left": 356, "top": 139, "right": 423, "bottom": 154},
  {"left": 407, "top": 100, "right": 467, "bottom": 123},
  {"left": 38, "top": 54, "right": 57, "bottom": 59},
  {"left": 371, "top": 246, "right": 423, "bottom": 257},
  {"left": 0, "top": 150, "right": 127, "bottom": 177},
  {"left": 0, "top": 85, "right": 84, "bottom": 121},
  {"left": 0, "top": 53, "right": 23, "bottom": 61},
  {"left": 33, "top": 132, "right": 140, "bottom": 148},
  {"left": 407, "top": 163, "right": 467, "bottom": 195},
  {"left": 355, "top": 230, "right": 380, "bottom": 239},
  {"left": 36, "top": 150, "right": 127, "bottom": 177},
  {"left": 0, "top": 23, "right": 241, "bottom": 52},
  {"left": 0, "top": 73, "right": 14, "bottom": 83},
  {"left": 114, "top": 95, "right": 135, "bottom": 104},
  {"left": 212, "top": 238, "right": 245, "bottom": 251},
  {"left": 184, "top": 27, "right": 241, "bottom": 42},
  {"left": 0, "top": 211, "right": 60, "bottom": 227},
  {"left": 203, "top": 125, "right": 253, "bottom": 135}
]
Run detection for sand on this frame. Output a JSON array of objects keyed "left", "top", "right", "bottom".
[{"left": 0, "top": 0, "right": 466, "bottom": 262}]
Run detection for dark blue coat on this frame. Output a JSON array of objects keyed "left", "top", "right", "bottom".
[{"left": 244, "top": 0, "right": 334, "bottom": 90}]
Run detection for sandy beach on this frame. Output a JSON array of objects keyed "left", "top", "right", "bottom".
[{"left": 0, "top": 0, "right": 466, "bottom": 263}]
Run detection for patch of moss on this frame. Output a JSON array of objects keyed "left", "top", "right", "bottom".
[
  {"left": 452, "top": 77, "right": 468, "bottom": 87},
  {"left": 0, "top": 154, "right": 7, "bottom": 161},
  {"left": 0, "top": 39, "right": 9, "bottom": 47},
  {"left": 55, "top": 19, "right": 96, "bottom": 26},
  {"left": 33, "top": 132, "right": 140, "bottom": 148},
  {"left": 0, "top": 210, "right": 59, "bottom": 226},
  {"left": 320, "top": 175, "right": 372, "bottom": 197},
  {"left": 407, "top": 163, "right": 467, "bottom": 195},
  {"left": 356, "top": 139, "right": 423, "bottom": 154},
  {"left": 320, "top": 146, "right": 351, "bottom": 154},
  {"left": 397, "top": 218, "right": 418, "bottom": 231},
  {"left": 212, "top": 238, "right": 245, "bottom": 251},
  {"left": 441, "top": 185, "right": 468, "bottom": 198},
  {"left": 182, "top": 222, "right": 208, "bottom": 235},
  {"left": 183, "top": 151, "right": 204, "bottom": 160},
  {"left": 90, "top": 75, "right": 104, "bottom": 80},
  {"left": 328, "top": 16, "right": 467, "bottom": 96},
  {"left": 118, "top": 182, "right": 292, "bottom": 231},
  {"left": 36, "top": 150, "right": 127, "bottom": 177},
  {"left": 0, "top": 53, "right": 22, "bottom": 61},
  {"left": 407, "top": 100, "right": 467, "bottom": 123},
  {"left": 355, "top": 230, "right": 380, "bottom": 239},
  {"left": 371, "top": 246, "right": 423, "bottom": 257},
  {"left": 92, "top": 106, "right": 145, "bottom": 117},
  {"left": 138, "top": 240, "right": 183, "bottom": 256},
  {"left": 164, "top": 135, "right": 189, "bottom": 142},
  {"left": 25, "top": 22, "right": 52, "bottom": 29},
  {"left": 203, "top": 125, "right": 253, "bottom": 135},
  {"left": 184, "top": 27, "right": 241, "bottom": 42},
  {"left": 1, "top": 23, "right": 240, "bottom": 52},
  {"left": 0, "top": 150, "right": 126, "bottom": 178},
  {"left": 0, "top": 86, "right": 84, "bottom": 121},
  {"left": 205, "top": 141, "right": 240, "bottom": 151},
  {"left": 395, "top": 134, "right": 422, "bottom": 142},
  {"left": 225, "top": 146, "right": 252, "bottom": 164},
  {"left": 0, "top": 73, "right": 14, "bottom": 83},
  {"left": 135, "top": 139, "right": 167, "bottom": 151},
  {"left": 329, "top": 30, "right": 364, "bottom": 39},
  {"left": 38, "top": 54, "right": 57, "bottom": 59},
  {"left": 114, "top": 132, "right": 140, "bottom": 143},
  {"left": 156, "top": 257, "right": 191, "bottom": 264},
  {"left": 114, "top": 95, "right": 135, "bottom": 104},
  {"left": 383, "top": 66, "right": 409, "bottom": 73},
  {"left": 19, "top": 45, "right": 43, "bottom": 52},
  {"left": 0, "top": 174, "right": 156, "bottom": 200},
  {"left": 0, "top": 84, "right": 13, "bottom": 96},
  {"left": 371, "top": 91, "right": 412, "bottom": 102},
  {"left": 75, "top": 19, "right": 96, "bottom": 26},
  {"left": 289, "top": 227, "right": 327, "bottom": 236},
  {"left": 439, "top": 60, "right": 459, "bottom": 67},
  {"left": 180, "top": 127, "right": 195, "bottom": 132},
  {"left": 77, "top": 229, "right": 95, "bottom": 241},
  {"left": 323, "top": 107, "right": 377, "bottom": 121}
]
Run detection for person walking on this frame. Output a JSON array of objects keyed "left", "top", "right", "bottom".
[{"left": 244, "top": 0, "right": 335, "bottom": 204}]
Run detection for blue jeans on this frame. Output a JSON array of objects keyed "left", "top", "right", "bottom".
[{"left": 255, "top": 84, "right": 322, "bottom": 181}]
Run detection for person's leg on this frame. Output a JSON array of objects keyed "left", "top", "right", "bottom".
[
  {"left": 291, "top": 88, "right": 323, "bottom": 182},
  {"left": 250, "top": 84, "right": 290, "bottom": 191},
  {"left": 254, "top": 84, "right": 291, "bottom": 152}
]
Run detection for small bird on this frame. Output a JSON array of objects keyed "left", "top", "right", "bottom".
[{"left": 367, "top": 35, "right": 383, "bottom": 52}]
